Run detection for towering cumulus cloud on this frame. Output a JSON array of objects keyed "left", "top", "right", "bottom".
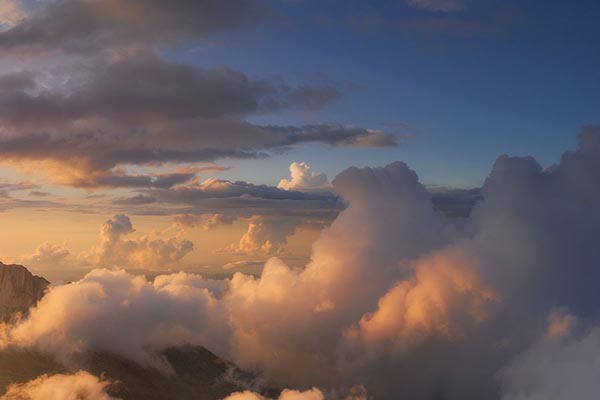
[
  {"left": 2, "top": 128, "right": 600, "bottom": 399},
  {"left": 85, "top": 215, "right": 194, "bottom": 269},
  {"left": 278, "top": 162, "right": 329, "bottom": 191}
]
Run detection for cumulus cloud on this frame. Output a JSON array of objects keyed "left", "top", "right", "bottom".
[
  {"left": 0, "top": 371, "right": 119, "bottom": 400},
  {"left": 225, "top": 161, "right": 451, "bottom": 388},
  {"left": 223, "top": 127, "right": 600, "bottom": 397},
  {"left": 19, "top": 243, "right": 71, "bottom": 270},
  {"left": 222, "top": 216, "right": 301, "bottom": 256},
  {"left": 278, "top": 162, "right": 329, "bottom": 191},
  {"left": 342, "top": 247, "right": 498, "bottom": 359},
  {"left": 83, "top": 214, "right": 194, "bottom": 269}
]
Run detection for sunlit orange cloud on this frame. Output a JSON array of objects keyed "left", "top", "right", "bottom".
[
  {"left": 0, "top": 0, "right": 23, "bottom": 27},
  {"left": 1, "top": 158, "right": 108, "bottom": 188},
  {"left": 344, "top": 247, "right": 499, "bottom": 353}
]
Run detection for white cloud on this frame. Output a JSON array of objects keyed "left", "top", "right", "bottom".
[{"left": 278, "top": 162, "right": 329, "bottom": 191}]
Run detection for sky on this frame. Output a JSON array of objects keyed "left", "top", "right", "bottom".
[
  {"left": 2, "top": 1, "right": 600, "bottom": 400},
  {"left": 0, "top": 0, "right": 599, "bottom": 280}
]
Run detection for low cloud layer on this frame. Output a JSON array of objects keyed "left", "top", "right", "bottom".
[
  {"left": 0, "top": 371, "right": 118, "bottom": 400},
  {"left": 3, "top": 128, "right": 600, "bottom": 399},
  {"left": 1, "top": 269, "right": 228, "bottom": 366}
]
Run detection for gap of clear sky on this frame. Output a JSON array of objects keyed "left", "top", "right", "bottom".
[{"left": 162, "top": 0, "right": 600, "bottom": 188}]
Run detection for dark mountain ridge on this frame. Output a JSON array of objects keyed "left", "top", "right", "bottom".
[{"left": 0, "top": 262, "right": 49, "bottom": 322}]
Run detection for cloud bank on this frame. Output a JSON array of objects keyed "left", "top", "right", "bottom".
[{"left": 3, "top": 128, "right": 600, "bottom": 399}]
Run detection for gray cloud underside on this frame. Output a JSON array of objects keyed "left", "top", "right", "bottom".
[
  {"left": 113, "top": 178, "right": 481, "bottom": 220},
  {"left": 0, "top": 55, "right": 395, "bottom": 179}
]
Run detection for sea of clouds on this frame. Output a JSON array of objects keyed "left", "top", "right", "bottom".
[{"left": 3, "top": 128, "right": 600, "bottom": 399}]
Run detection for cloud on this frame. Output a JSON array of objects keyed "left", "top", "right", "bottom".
[
  {"left": 3, "top": 128, "right": 600, "bottom": 399},
  {"left": 0, "top": 55, "right": 393, "bottom": 186},
  {"left": 173, "top": 213, "right": 237, "bottom": 231},
  {"left": 0, "top": 2, "right": 397, "bottom": 191},
  {"left": 131, "top": 177, "right": 343, "bottom": 221},
  {"left": 19, "top": 243, "right": 71, "bottom": 270},
  {"left": 0, "top": 0, "right": 24, "bottom": 30},
  {"left": 0, "top": 269, "right": 228, "bottom": 366},
  {"left": 498, "top": 310, "right": 600, "bottom": 400},
  {"left": 82, "top": 214, "right": 194, "bottom": 269},
  {"left": 0, "top": 371, "right": 119, "bottom": 400},
  {"left": 341, "top": 247, "right": 498, "bottom": 358},
  {"left": 223, "top": 388, "right": 324, "bottom": 400},
  {"left": 222, "top": 127, "right": 600, "bottom": 397},
  {"left": 78, "top": 171, "right": 197, "bottom": 190},
  {"left": 28, "top": 190, "right": 51, "bottom": 197},
  {"left": 278, "top": 162, "right": 329, "bottom": 191},
  {"left": 0, "top": 0, "right": 265, "bottom": 55},
  {"left": 222, "top": 216, "right": 300, "bottom": 256},
  {"left": 224, "top": 161, "right": 450, "bottom": 388}
]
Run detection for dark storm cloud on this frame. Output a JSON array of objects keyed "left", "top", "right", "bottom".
[{"left": 0, "top": 0, "right": 266, "bottom": 54}]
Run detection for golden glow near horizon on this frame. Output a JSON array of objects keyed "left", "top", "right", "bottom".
[{"left": 0, "top": 207, "right": 320, "bottom": 282}]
